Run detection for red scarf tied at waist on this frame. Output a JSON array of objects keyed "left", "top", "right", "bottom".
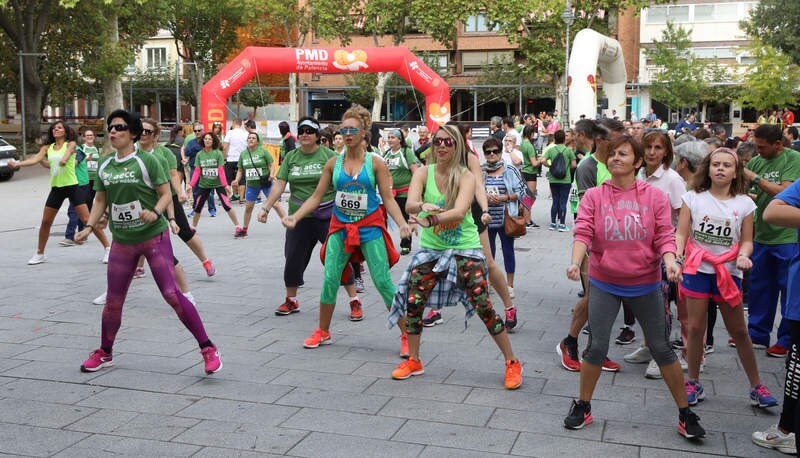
[
  {"left": 681, "top": 239, "right": 741, "bottom": 307},
  {"left": 391, "top": 186, "right": 409, "bottom": 197},
  {"left": 320, "top": 205, "right": 399, "bottom": 282}
]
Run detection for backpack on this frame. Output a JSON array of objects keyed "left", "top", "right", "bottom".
[{"left": 550, "top": 147, "right": 567, "bottom": 179}]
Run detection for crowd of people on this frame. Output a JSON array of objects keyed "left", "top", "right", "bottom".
[{"left": 9, "top": 106, "right": 800, "bottom": 452}]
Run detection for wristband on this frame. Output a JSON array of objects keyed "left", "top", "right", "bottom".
[
  {"left": 153, "top": 208, "right": 163, "bottom": 218},
  {"left": 752, "top": 176, "right": 761, "bottom": 185},
  {"left": 426, "top": 214, "right": 439, "bottom": 227},
  {"left": 675, "top": 258, "right": 684, "bottom": 266},
  {"left": 169, "top": 217, "right": 175, "bottom": 222},
  {"left": 85, "top": 224, "right": 94, "bottom": 230}
]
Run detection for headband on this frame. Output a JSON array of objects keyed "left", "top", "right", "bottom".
[
  {"left": 298, "top": 119, "right": 320, "bottom": 132},
  {"left": 710, "top": 147, "right": 739, "bottom": 164},
  {"left": 389, "top": 128, "right": 402, "bottom": 139}
]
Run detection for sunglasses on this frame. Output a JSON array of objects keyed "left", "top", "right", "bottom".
[
  {"left": 321, "top": 138, "right": 330, "bottom": 143},
  {"left": 298, "top": 127, "right": 318, "bottom": 136},
  {"left": 194, "top": 129, "right": 203, "bottom": 133},
  {"left": 142, "top": 129, "right": 154, "bottom": 136},
  {"left": 432, "top": 137, "right": 454, "bottom": 147},
  {"left": 339, "top": 127, "right": 360, "bottom": 136},
  {"left": 107, "top": 124, "right": 129, "bottom": 132},
  {"left": 484, "top": 149, "right": 500, "bottom": 155}
]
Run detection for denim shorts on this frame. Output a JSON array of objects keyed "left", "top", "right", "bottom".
[{"left": 245, "top": 184, "right": 271, "bottom": 202}]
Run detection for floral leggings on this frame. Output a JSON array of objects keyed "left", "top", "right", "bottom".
[{"left": 405, "top": 256, "right": 505, "bottom": 335}]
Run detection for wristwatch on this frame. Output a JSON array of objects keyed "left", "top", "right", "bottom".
[{"left": 752, "top": 175, "right": 761, "bottom": 185}]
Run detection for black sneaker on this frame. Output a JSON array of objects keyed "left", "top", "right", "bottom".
[
  {"left": 422, "top": 310, "right": 443, "bottom": 327},
  {"left": 615, "top": 327, "right": 635, "bottom": 345},
  {"left": 564, "top": 400, "right": 593, "bottom": 429},
  {"left": 678, "top": 409, "right": 706, "bottom": 439},
  {"left": 671, "top": 338, "right": 686, "bottom": 350},
  {"left": 526, "top": 221, "right": 540, "bottom": 228}
]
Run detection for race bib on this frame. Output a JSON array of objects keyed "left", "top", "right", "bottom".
[
  {"left": 86, "top": 160, "right": 98, "bottom": 171},
  {"left": 111, "top": 200, "right": 144, "bottom": 229},
  {"left": 246, "top": 168, "right": 260, "bottom": 179},
  {"left": 486, "top": 185, "right": 500, "bottom": 195},
  {"left": 694, "top": 215, "right": 734, "bottom": 246},
  {"left": 386, "top": 157, "right": 400, "bottom": 169},
  {"left": 336, "top": 190, "right": 367, "bottom": 218},
  {"left": 202, "top": 168, "right": 218, "bottom": 178}
]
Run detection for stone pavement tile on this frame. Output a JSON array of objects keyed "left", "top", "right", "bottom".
[
  {"left": 34, "top": 322, "right": 101, "bottom": 337},
  {"left": 275, "top": 387, "right": 391, "bottom": 414},
  {"left": 265, "top": 353, "right": 367, "bottom": 374},
  {"left": 487, "top": 408, "right": 605, "bottom": 441},
  {"left": 288, "top": 431, "right": 423, "bottom": 458},
  {"left": 175, "top": 397, "right": 299, "bottom": 425},
  {"left": 23, "top": 333, "right": 100, "bottom": 350},
  {"left": 512, "top": 431, "right": 639, "bottom": 457},
  {"left": 116, "top": 326, "right": 198, "bottom": 344},
  {"left": 282, "top": 407, "right": 406, "bottom": 439},
  {"left": 698, "top": 411, "right": 779, "bottom": 435},
  {"left": 3, "top": 360, "right": 104, "bottom": 383},
  {"left": 0, "top": 342, "right": 38, "bottom": 357},
  {"left": 12, "top": 345, "right": 92, "bottom": 364},
  {"left": 725, "top": 430, "right": 789, "bottom": 457},
  {"left": 182, "top": 360, "right": 285, "bottom": 383},
  {"left": 112, "top": 338, "right": 199, "bottom": 358},
  {"left": 261, "top": 338, "right": 352, "bottom": 357},
  {"left": 443, "top": 369, "right": 546, "bottom": 393},
  {"left": 269, "top": 368, "right": 377, "bottom": 393},
  {"left": 192, "top": 447, "right": 282, "bottom": 457},
  {"left": 417, "top": 445, "right": 517, "bottom": 458},
  {"left": 353, "top": 359, "right": 453, "bottom": 383},
  {"left": 53, "top": 434, "right": 201, "bottom": 457},
  {"left": 640, "top": 447, "right": 726, "bottom": 458},
  {"left": 209, "top": 348, "right": 280, "bottom": 366},
  {"left": 0, "top": 422, "right": 88, "bottom": 457},
  {"left": 648, "top": 388, "right": 763, "bottom": 416},
  {"left": 0, "top": 357, "right": 31, "bottom": 373},
  {"left": 366, "top": 378, "right": 472, "bottom": 403},
  {"left": 77, "top": 387, "right": 200, "bottom": 415},
  {"left": 392, "top": 419, "right": 517, "bottom": 454},
  {"left": 172, "top": 419, "right": 308, "bottom": 455},
  {"left": 88, "top": 368, "right": 202, "bottom": 393},
  {"left": 205, "top": 332, "right": 282, "bottom": 351},
  {"left": 41, "top": 310, "right": 97, "bottom": 324},
  {"left": 0, "top": 378, "right": 104, "bottom": 404},
  {"left": 542, "top": 377, "right": 646, "bottom": 404},
  {"left": 603, "top": 420, "right": 726, "bottom": 455},
  {"left": 66, "top": 410, "right": 200, "bottom": 441},
  {"left": 179, "top": 378, "right": 293, "bottom": 403},
  {"left": 379, "top": 397, "right": 494, "bottom": 427},
  {"left": 611, "top": 367, "right": 673, "bottom": 390},
  {"left": 111, "top": 353, "right": 200, "bottom": 375},
  {"left": 424, "top": 354, "right": 506, "bottom": 375},
  {"left": 0, "top": 398, "right": 95, "bottom": 428}
]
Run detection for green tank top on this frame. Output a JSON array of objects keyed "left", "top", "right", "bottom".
[
  {"left": 48, "top": 142, "right": 78, "bottom": 188},
  {"left": 419, "top": 165, "right": 481, "bottom": 250}
]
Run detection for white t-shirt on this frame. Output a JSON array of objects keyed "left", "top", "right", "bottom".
[
  {"left": 224, "top": 127, "right": 248, "bottom": 163},
  {"left": 639, "top": 165, "right": 686, "bottom": 227},
  {"left": 683, "top": 190, "right": 756, "bottom": 278},
  {"left": 504, "top": 129, "right": 522, "bottom": 147},
  {"left": 502, "top": 148, "right": 523, "bottom": 168}
]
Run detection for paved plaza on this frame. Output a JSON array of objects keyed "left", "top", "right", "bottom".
[{"left": 0, "top": 167, "right": 789, "bottom": 457}]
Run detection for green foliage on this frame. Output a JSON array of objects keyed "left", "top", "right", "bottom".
[
  {"left": 644, "top": 22, "right": 706, "bottom": 111},
  {"left": 125, "top": 69, "right": 193, "bottom": 107},
  {"left": 236, "top": 83, "right": 274, "bottom": 118},
  {"left": 702, "top": 58, "right": 741, "bottom": 105},
  {"left": 739, "top": 39, "right": 800, "bottom": 111},
  {"left": 742, "top": 0, "right": 800, "bottom": 67},
  {"left": 475, "top": 58, "right": 549, "bottom": 109}
]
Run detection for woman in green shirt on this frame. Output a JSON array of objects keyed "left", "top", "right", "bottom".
[
  {"left": 383, "top": 128, "right": 419, "bottom": 254},
  {"left": 189, "top": 132, "right": 241, "bottom": 233},
  {"left": 233, "top": 132, "right": 285, "bottom": 237}
]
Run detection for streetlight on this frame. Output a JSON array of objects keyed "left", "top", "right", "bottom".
[
  {"left": 561, "top": 0, "right": 575, "bottom": 129},
  {"left": 18, "top": 52, "right": 45, "bottom": 159}
]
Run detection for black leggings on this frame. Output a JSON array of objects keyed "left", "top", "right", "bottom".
[
  {"left": 283, "top": 216, "right": 354, "bottom": 288},
  {"left": 395, "top": 195, "right": 412, "bottom": 250},
  {"left": 779, "top": 319, "right": 800, "bottom": 455},
  {"left": 172, "top": 194, "right": 196, "bottom": 242},
  {"left": 193, "top": 187, "right": 231, "bottom": 213}
]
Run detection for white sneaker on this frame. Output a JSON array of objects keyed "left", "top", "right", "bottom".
[
  {"left": 102, "top": 247, "right": 110, "bottom": 264},
  {"left": 59, "top": 239, "right": 76, "bottom": 247},
  {"left": 624, "top": 345, "right": 652, "bottom": 364},
  {"left": 507, "top": 286, "right": 515, "bottom": 299},
  {"left": 645, "top": 359, "right": 662, "bottom": 379},
  {"left": 92, "top": 292, "right": 106, "bottom": 305},
  {"left": 678, "top": 352, "right": 704, "bottom": 373},
  {"left": 28, "top": 253, "right": 47, "bottom": 265},
  {"left": 752, "top": 424, "right": 796, "bottom": 454}
]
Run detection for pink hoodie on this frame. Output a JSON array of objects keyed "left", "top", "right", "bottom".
[{"left": 574, "top": 179, "right": 676, "bottom": 286}]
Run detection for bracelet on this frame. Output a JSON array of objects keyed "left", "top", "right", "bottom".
[
  {"left": 153, "top": 208, "right": 163, "bottom": 218},
  {"left": 85, "top": 224, "right": 94, "bottom": 230},
  {"left": 482, "top": 210, "right": 490, "bottom": 214},
  {"left": 738, "top": 253, "right": 749, "bottom": 258},
  {"left": 675, "top": 258, "right": 684, "bottom": 266},
  {"left": 169, "top": 217, "right": 175, "bottom": 222},
  {"left": 426, "top": 214, "right": 439, "bottom": 227}
]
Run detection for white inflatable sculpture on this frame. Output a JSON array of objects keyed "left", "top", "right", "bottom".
[{"left": 568, "top": 29, "right": 627, "bottom": 120}]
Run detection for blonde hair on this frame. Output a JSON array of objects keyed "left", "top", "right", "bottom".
[
  {"left": 342, "top": 104, "right": 371, "bottom": 132},
  {"left": 427, "top": 124, "right": 468, "bottom": 209}
]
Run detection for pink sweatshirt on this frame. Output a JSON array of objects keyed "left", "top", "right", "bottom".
[{"left": 574, "top": 179, "right": 677, "bottom": 286}]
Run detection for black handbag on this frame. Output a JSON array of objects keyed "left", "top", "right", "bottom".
[{"left": 246, "top": 149, "right": 271, "bottom": 187}]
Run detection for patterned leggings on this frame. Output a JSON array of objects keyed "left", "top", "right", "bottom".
[{"left": 405, "top": 256, "right": 504, "bottom": 335}]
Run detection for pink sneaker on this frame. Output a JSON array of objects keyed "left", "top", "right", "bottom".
[
  {"left": 80, "top": 348, "right": 113, "bottom": 372},
  {"left": 133, "top": 267, "right": 146, "bottom": 279},
  {"left": 202, "top": 259, "right": 216, "bottom": 277},
  {"left": 200, "top": 345, "right": 222, "bottom": 374}
]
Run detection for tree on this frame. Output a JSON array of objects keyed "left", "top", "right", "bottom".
[
  {"left": 475, "top": 58, "right": 550, "bottom": 117},
  {"left": 644, "top": 22, "right": 707, "bottom": 112},
  {"left": 236, "top": 83, "right": 274, "bottom": 119},
  {"left": 739, "top": 39, "right": 800, "bottom": 112},
  {"left": 742, "top": 0, "right": 800, "bottom": 67}
]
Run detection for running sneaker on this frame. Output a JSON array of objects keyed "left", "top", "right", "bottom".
[
  {"left": 564, "top": 400, "right": 592, "bottom": 430},
  {"left": 202, "top": 259, "right": 216, "bottom": 277},
  {"left": 504, "top": 360, "right": 523, "bottom": 390},
  {"left": 27, "top": 253, "right": 47, "bottom": 265},
  {"left": 200, "top": 345, "right": 222, "bottom": 374},
  {"left": 59, "top": 239, "right": 77, "bottom": 247},
  {"left": 102, "top": 247, "right": 110, "bottom": 264},
  {"left": 92, "top": 292, "right": 107, "bottom": 305},
  {"left": 391, "top": 357, "right": 424, "bottom": 380},
  {"left": 672, "top": 338, "right": 686, "bottom": 350},
  {"left": 678, "top": 409, "right": 706, "bottom": 439},
  {"left": 645, "top": 360, "right": 662, "bottom": 379},
  {"left": 558, "top": 224, "right": 569, "bottom": 232},
  {"left": 349, "top": 298, "right": 364, "bottom": 321},
  {"left": 526, "top": 221, "right": 539, "bottom": 228},
  {"left": 422, "top": 310, "right": 443, "bottom": 327},
  {"left": 728, "top": 337, "right": 736, "bottom": 348},
  {"left": 303, "top": 328, "right": 332, "bottom": 348},
  {"left": 750, "top": 384, "right": 779, "bottom": 408},
  {"left": 354, "top": 277, "right": 365, "bottom": 293},
  {"left": 505, "top": 307, "right": 517, "bottom": 332},
  {"left": 601, "top": 358, "right": 621, "bottom": 372},
  {"left": 581, "top": 325, "right": 590, "bottom": 335},
  {"left": 685, "top": 380, "right": 705, "bottom": 406},
  {"left": 615, "top": 327, "right": 635, "bottom": 345},
  {"left": 209, "top": 209, "right": 217, "bottom": 217},
  {"left": 704, "top": 344, "right": 714, "bottom": 355},
  {"left": 400, "top": 247, "right": 411, "bottom": 255},
  {"left": 767, "top": 343, "right": 788, "bottom": 357},
  {"left": 507, "top": 286, "right": 515, "bottom": 299},
  {"left": 400, "top": 333, "right": 409, "bottom": 358},
  {"left": 275, "top": 297, "right": 300, "bottom": 316},
  {"left": 548, "top": 223, "right": 557, "bottom": 231},
  {"left": 133, "top": 267, "right": 146, "bottom": 279},
  {"left": 234, "top": 227, "right": 247, "bottom": 239},
  {"left": 752, "top": 425, "right": 796, "bottom": 454},
  {"left": 624, "top": 345, "right": 652, "bottom": 364},
  {"left": 80, "top": 348, "right": 113, "bottom": 372},
  {"left": 557, "top": 340, "right": 581, "bottom": 372},
  {"left": 186, "top": 209, "right": 194, "bottom": 218},
  {"left": 577, "top": 290, "right": 585, "bottom": 298}
]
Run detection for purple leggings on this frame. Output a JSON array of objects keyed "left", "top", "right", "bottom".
[{"left": 102, "top": 229, "right": 209, "bottom": 350}]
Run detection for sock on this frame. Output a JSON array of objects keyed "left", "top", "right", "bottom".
[
  {"left": 288, "top": 296, "right": 297, "bottom": 302},
  {"left": 350, "top": 296, "right": 359, "bottom": 302},
  {"left": 101, "top": 347, "right": 112, "bottom": 354},
  {"left": 199, "top": 340, "right": 213, "bottom": 349},
  {"left": 564, "top": 335, "right": 578, "bottom": 347}
]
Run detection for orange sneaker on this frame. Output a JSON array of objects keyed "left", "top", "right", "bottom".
[
  {"left": 400, "top": 333, "right": 409, "bottom": 358},
  {"left": 391, "top": 357, "right": 424, "bottom": 380},
  {"left": 349, "top": 298, "right": 364, "bottom": 321},
  {"left": 303, "top": 328, "right": 331, "bottom": 348},
  {"left": 275, "top": 297, "right": 299, "bottom": 316},
  {"left": 504, "top": 360, "right": 523, "bottom": 390}
]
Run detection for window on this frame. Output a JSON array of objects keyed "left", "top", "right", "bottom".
[
  {"left": 423, "top": 53, "right": 449, "bottom": 74},
  {"left": 147, "top": 48, "right": 168, "bottom": 70},
  {"left": 465, "top": 13, "right": 499, "bottom": 32},
  {"left": 694, "top": 3, "right": 739, "bottom": 22},
  {"left": 461, "top": 50, "right": 513, "bottom": 71},
  {"left": 692, "top": 47, "right": 736, "bottom": 59},
  {"left": 646, "top": 5, "right": 689, "bottom": 23}
]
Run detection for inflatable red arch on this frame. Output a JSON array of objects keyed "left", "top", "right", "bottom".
[{"left": 200, "top": 46, "right": 451, "bottom": 133}]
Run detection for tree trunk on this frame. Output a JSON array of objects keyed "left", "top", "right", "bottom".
[
  {"left": 288, "top": 72, "right": 298, "bottom": 121},
  {"left": 21, "top": 56, "right": 44, "bottom": 143},
  {"left": 101, "top": 10, "right": 124, "bottom": 118},
  {"left": 371, "top": 72, "right": 391, "bottom": 122},
  {"left": 190, "top": 67, "right": 203, "bottom": 113}
]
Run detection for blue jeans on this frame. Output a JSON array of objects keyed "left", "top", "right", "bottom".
[
  {"left": 748, "top": 242, "right": 799, "bottom": 348},
  {"left": 65, "top": 184, "right": 90, "bottom": 239},
  {"left": 189, "top": 166, "right": 215, "bottom": 211},
  {"left": 487, "top": 226, "right": 515, "bottom": 274},
  {"left": 549, "top": 182, "right": 571, "bottom": 225}
]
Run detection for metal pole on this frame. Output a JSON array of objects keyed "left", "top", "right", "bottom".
[
  {"left": 564, "top": 20, "right": 570, "bottom": 128},
  {"left": 473, "top": 91, "right": 478, "bottom": 121},
  {"left": 19, "top": 53, "right": 26, "bottom": 159},
  {"left": 518, "top": 73, "right": 523, "bottom": 116},
  {"left": 176, "top": 60, "right": 180, "bottom": 123}
]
